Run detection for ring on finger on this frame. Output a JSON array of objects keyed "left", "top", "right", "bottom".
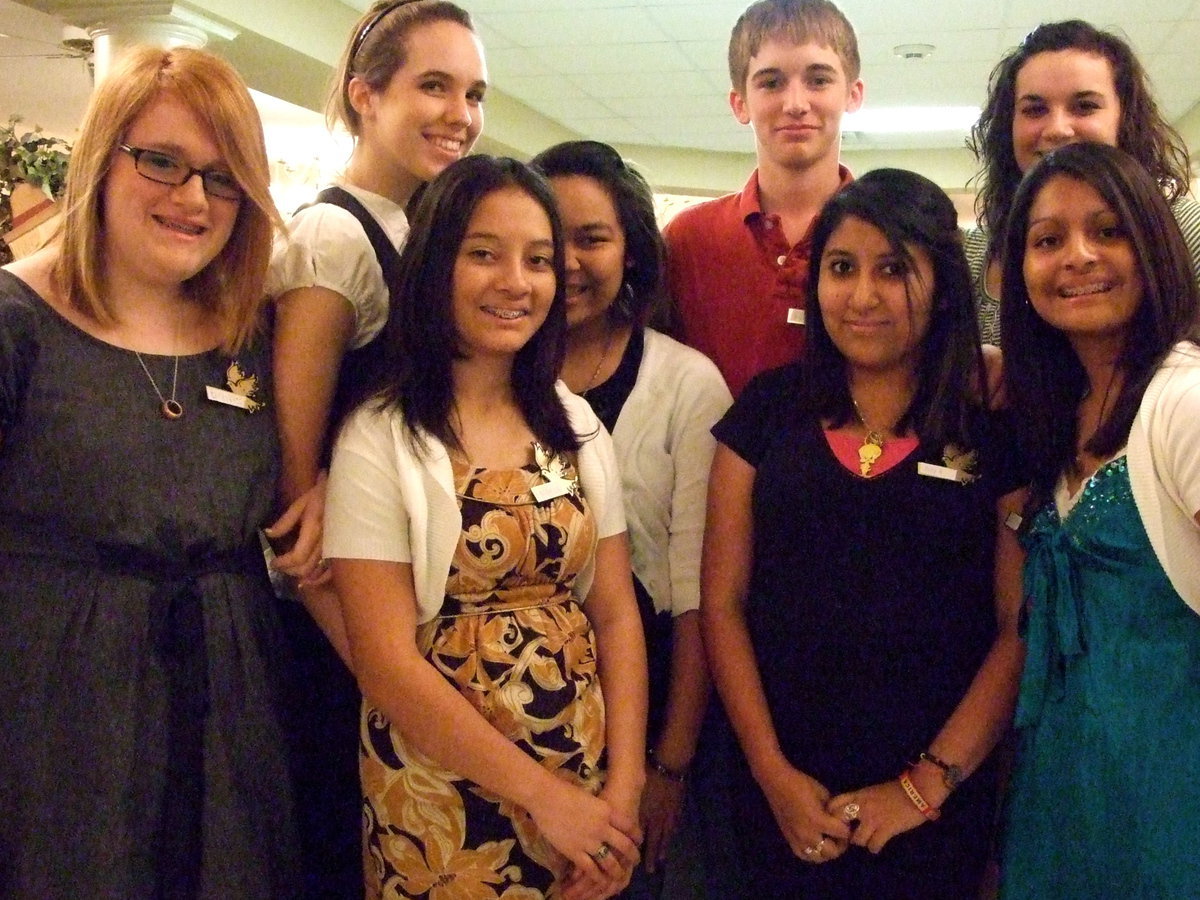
[
  {"left": 590, "top": 842, "right": 612, "bottom": 863},
  {"left": 842, "top": 801, "right": 861, "bottom": 823},
  {"left": 814, "top": 836, "right": 827, "bottom": 856}
]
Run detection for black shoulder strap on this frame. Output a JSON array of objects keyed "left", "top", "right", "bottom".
[
  {"left": 297, "top": 186, "right": 402, "bottom": 452},
  {"left": 308, "top": 185, "right": 404, "bottom": 290}
]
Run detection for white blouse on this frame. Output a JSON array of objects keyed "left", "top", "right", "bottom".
[{"left": 266, "top": 182, "right": 409, "bottom": 349}]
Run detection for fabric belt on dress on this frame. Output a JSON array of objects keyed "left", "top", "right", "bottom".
[
  {"left": 0, "top": 524, "right": 267, "bottom": 900},
  {"left": 438, "top": 593, "right": 577, "bottom": 619}
]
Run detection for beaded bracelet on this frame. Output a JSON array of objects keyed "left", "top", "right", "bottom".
[
  {"left": 647, "top": 749, "right": 687, "bottom": 784},
  {"left": 917, "top": 750, "right": 963, "bottom": 791},
  {"left": 898, "top": 770, "right": 941, "bottom": 821}
]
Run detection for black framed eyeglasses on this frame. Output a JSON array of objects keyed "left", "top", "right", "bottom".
[{"left": 117, "top": 144, "right": 243, "bottom": 202}]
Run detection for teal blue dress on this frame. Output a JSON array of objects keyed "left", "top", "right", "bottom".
[{"left": 1001, "top": 458, "right": 1200, "bottom": 899}]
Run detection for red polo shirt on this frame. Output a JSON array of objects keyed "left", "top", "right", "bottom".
[{"left": 663, "top": 166, "right": 852, "bottom": 397}]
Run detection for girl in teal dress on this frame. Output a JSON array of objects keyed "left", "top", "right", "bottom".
[{"left": 999, "top": 142, "right": 1200, "bottom": 898}]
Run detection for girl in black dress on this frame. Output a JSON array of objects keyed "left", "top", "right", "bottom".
[{"left": 702, "top": 169, "right": 1026, "bottom": 898}]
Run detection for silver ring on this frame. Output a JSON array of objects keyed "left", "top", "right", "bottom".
[
  {"left": 813, "top": 836, "right": 827, "bottom": 855},
  {"left": 591, "top": 842, "right": 611, "bottom": 862},
  {"left": 842, "top": 802, "right": 861, "bottom": 822},
  {"left": 803, "top": 845, "right": 817, "bottom": 856}
]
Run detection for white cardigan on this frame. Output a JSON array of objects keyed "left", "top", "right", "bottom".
[
  {"left": 612, "top": 329, "right": 731, "bottom": 616},
  {"left": 324, "top": 384, "right": 626, "bottom": 623},
  {"left": 1128, "top": 342, "right": 1200, "bottom": 615}
]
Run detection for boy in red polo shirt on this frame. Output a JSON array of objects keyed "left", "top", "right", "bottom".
[{"left": 664, "top": 0, "right": 863, "bottom": 396}]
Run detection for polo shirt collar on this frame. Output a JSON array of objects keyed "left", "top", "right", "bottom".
[{"left": 737, "top": 165, "right": 854, "bottom": 225}]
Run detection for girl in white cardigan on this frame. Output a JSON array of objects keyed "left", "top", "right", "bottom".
[
  {"left": 532, "top": 140, "right": 732, "bottom": 899},
  {"left": 325, "top": 156, "right": 647, "bottom": 900}
]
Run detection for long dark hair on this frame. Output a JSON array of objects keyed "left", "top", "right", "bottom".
[
  {"left": 801, "top": 168, "right": 986, "bottom": 447},
  {"left": 530, "top": 139, "right": 678, "bottom": 335},
  {"left": 968, "top": 20, "right": 1191, "bottom": 258},
  {"left": 1000, "top": 142, "right": 1200, "bottom": 509},
  {"left": 365, "top": 155, "right": 578, "bottom": 454}
]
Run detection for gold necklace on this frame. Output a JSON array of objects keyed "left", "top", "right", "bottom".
[
  {"left": 579, "top": 322, "right": 615, "bottom": 396},
  {"left": 850, "top": 395, "right": 887, "bottom": 477}
]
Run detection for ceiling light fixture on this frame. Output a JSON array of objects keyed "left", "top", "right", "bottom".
[{"left": 893, "top": 43, "right": 936, "bottom": 60}]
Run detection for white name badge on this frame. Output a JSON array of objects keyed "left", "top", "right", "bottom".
[
  {"left": 531, "top": 477, "right": 574, "bottom": 504},
  {"left": 206, "top": 385, "right": 255, "bottom": 410},
  {"left": 917, "top": 461, "right": 968, "bottom": 483},
  {"left": 786, "top": 308, "right": 805, "bottom": 325}
]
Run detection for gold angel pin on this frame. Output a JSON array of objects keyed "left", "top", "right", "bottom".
[
  {"left": 941, "top": 443, "right": 978, "bottom": 484},
  {"left": 531, "top": 441, "right": 578, "bottom": 503},
  {"left": 205, "top": 361, "right": 264, "bottom": 413}
]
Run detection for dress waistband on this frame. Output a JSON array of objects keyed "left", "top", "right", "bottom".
[
  {"left": 0, "top": 522, "right": 267, "bottom": 897},
  {"left": 438, "top": 591, "right": 578, "bottom": 619}
]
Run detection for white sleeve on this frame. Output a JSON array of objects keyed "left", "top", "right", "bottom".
[
  {"left": 562, "top": 385, "right": 626, "bottom": 539},
  {"left": 591, "top": 424, "right": 627, "bottom": 539},
  {"left": 324, "top": 405, "right": 413, "bottom": 563},
  {"left": 266, "top": 203, "right": 390, "bottom": 349},
  {"left": 1155, "top": 365, "right": 1200, "bottom": 519},
  {"left": 666, "top": 358, "right": 733, "bottom": 615}
]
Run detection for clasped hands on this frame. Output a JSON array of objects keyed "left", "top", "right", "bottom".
[
  {"left": 758, "top": 757, "right": 930, "bottom": 865},
  {"left": 538, "top": 780, "right": 643, "bottom": 900}
]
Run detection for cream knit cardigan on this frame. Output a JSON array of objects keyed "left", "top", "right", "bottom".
[{"left": 1127, "top": 342, "right": 1200, "bottom": 615}]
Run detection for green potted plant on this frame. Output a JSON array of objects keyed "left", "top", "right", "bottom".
[{"left": 1, "top": 115, "right": 72, "bottom": 263}]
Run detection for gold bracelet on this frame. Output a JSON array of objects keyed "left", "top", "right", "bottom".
[{"left": 899, "top": 770, "right": 940, "bottom": 821}]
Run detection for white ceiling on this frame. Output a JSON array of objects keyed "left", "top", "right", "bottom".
[
  {"left": 3, "top": 0, "right": 1200, "bottom": 183},
  {"left": 463, "top": 0, "right": 1200, "bottom": 152}
]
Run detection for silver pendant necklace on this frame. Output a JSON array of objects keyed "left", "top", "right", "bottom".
[{"left": 134, "top": 350, "right": 183, "bottom": 419}]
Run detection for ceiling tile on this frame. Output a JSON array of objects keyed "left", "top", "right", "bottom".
[
  {"left": 483, "top": 6, "right": 672, "bottom": 47},
  {"left": 526, "top": 41, "right": 696, "bottom": 74}
]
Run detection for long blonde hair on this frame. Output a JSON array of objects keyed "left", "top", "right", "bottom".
[{"left": 53, "top": 45, "right": 283, "bottom": 353}]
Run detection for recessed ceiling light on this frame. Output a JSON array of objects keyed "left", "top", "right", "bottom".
[{"left": 893, "top": 43, "right": 936, "bottom": 60}]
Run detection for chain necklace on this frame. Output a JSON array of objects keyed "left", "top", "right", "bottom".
[
  {"left": 850, "top": 394, "right": 889, "bottom": 477},
  {"left": 134, "top": 351, "right": 183, "bottom": 419},
  {"left": 579, "top": 321, "right": 616, "bottom": 396},
  {"left": 132, "top": 307, "right": 186, "bottom": 419}
]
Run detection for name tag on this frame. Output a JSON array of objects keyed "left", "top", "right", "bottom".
[
  {"left": 917, "top": 461, "right": 968, "bottom": 483},
  {"left": 531, "top": 477, "right": 574, "bottom": 503},
  {"left": 206, "top": 385, "right": 255, "bottom": 410},
  {"left": 786, "top": 308, "right": 805, "bottom": 325}
]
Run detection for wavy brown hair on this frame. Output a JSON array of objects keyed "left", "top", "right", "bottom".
[{"left": 968, "top": 20, "right": 1191, "bottom": 259}]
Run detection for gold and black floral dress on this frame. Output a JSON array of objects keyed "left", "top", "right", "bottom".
[{"left": 361, "top": 453, "right": 606, "bottom": 899}]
